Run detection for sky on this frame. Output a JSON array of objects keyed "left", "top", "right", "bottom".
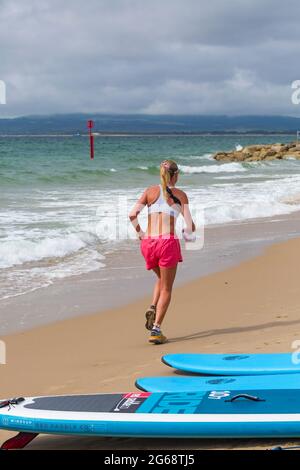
[{"left": 0, "top": 0, "right": 300, "bottom": 117}]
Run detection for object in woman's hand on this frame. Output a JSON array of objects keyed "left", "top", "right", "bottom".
[
  {"left": 182, "top": 228, "right": 196, "bottom": 242},
  {"left": 138, "top": 230, "right": 145, "bottom": 240}
]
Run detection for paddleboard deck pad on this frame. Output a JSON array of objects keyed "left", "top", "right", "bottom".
[
  {"left": 162, "top": 353, "right": 300, "bottom": 375},
  {"left": 136, "top": 373, "right": 300, "bottom": 393},
  {"left": 2, "top": 390, "right": 300, "bottom": 447}
]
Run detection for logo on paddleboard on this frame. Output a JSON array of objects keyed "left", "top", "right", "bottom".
[
  {"left": 2, "top": 417, "right": 9, "bottom": 427},
  {"left": 207, "top": 378, "right": 236, "bottom": 384},
  {"left": 223, "top": 355, "right": 250, "bottom": 361},
  {"left": 208, "top": 391, "right": 231, "bottom": 399},
  {"left": 112, "top": 393, "right": 150, "bottom": 413}
]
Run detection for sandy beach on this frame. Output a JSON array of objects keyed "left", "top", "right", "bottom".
[{"left": 2, "top": 235, "right": 300, "bottom": 450}]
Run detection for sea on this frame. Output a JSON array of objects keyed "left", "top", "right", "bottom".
[{"left": 1, "top": 133, "right": 300, "bottom": 303}]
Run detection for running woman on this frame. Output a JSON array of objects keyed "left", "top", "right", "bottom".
[{"left": 129, "top": 160, "right": 196, "bottom": 344}]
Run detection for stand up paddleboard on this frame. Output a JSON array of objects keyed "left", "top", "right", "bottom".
[
  {"left": 2, "top": 390, "right": 300, "bottom": 447},
  {"left": 136, "top": 374, "right": 300, "bottom": 393},
  {"left": 162, "top": 353, "right": 300, "bottom": 375}
]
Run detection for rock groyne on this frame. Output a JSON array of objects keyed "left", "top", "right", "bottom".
[{"left": 214, "top": 142, "right": 300, "bottom": 162}]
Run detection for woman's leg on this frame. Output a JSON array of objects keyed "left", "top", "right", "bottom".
[
  {"left": 145, "top": 266, "right": 161, "bottom": 331},
  {"left": 151, "top": 266, "right": 161, "bottom": 306},
  {"left": 154, "top": 265, "right": 177, "bottom": 327}
]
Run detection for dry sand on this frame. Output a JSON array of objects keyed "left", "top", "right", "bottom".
[{"left": 2, "top": 236, "right": 300, "bottom": 450}]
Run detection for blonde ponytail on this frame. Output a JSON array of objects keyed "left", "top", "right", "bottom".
[
  {"left": 160, "top": 165, "right": 171, "bottom": 200},
  {"left": 160, "top": 160, "right": 179, "bottom": 200}
]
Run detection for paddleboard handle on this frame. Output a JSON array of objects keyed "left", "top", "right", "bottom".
[
  {"left": 226, "top": 394, "right": 265, "bottom": 403},
  {"left": 0, "top": 397, "right": 25, "bottom": 409}
]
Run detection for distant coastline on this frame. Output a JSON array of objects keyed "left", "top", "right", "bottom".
[
  {"left": 0, "top": 131, "right": 298, "bottom": 137},
  {"left": 1, "top": 113, "right": 300, "bottom": 136}
]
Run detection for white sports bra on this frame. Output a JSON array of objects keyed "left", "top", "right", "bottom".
[{"left": 148, "top": 185, "right": 181, "bottom": 218}]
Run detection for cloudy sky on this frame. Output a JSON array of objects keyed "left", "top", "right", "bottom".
[{"left": 1, "top": 0, "right": 300, "bottom": 116}]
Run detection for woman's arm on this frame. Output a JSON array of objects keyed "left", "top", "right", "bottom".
[
  {"left": 181, "top": 192, "right": 196, "bottom": 235},
  {"left": 129, "top": 189, "right": 148, "bottom": 239}
]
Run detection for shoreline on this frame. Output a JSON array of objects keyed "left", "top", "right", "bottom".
[
  {"left": 2, "top": 234, "right": 300, "bottom": 448},
  {"left": 2, "top": 210, "right": 300, "bottom": 336}
]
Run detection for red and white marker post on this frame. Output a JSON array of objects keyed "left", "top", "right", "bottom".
[{"left": 87, "top": 120, "right": 94, "bottom": 159}]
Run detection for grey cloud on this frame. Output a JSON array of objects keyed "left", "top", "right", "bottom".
[{"left": 0, "top": 0, "right": 300, "bottom": 116}]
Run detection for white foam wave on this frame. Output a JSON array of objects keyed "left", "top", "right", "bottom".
[
  {"left": 215, "top": 174, "right": 283, "bottom": 180},
  {"left": 180, "top": 153, "right": 213, "bottom": 161},
  {"left": 0, "top": 248, "right": 105, "bottom": 300},
  {"left": 188, "top": 175, "right": 300, "bottom": 226},
  {"left": 179, "top": 162, "right": 246, "bottom": 174},
  {"left": 204, "top": 201, "right": 294, "bottom": 225},
  {"left": 201, "top": 153, "right": 214, "bottom": 160},
  {"left": 0, "top": 234, "right": 88, "bottom": 269}
]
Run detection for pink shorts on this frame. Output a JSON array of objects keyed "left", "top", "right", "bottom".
[{"left": 140, "top": 235, "right": 183, "bottom": 270}]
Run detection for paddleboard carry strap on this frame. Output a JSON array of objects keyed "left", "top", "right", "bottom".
[{"left": 226, "top": 393, "right": 265, "bottom": 402}]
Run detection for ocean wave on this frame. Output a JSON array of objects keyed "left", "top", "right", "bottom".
[
  {"left": 0, "top": 247, "right": 105, "bottom": 300},
  {"left": 196, "top": 189, "right": 300, "bottom": 225},
  {"left": 178, "top": 162, "right": 246, "bottom": 174},
  {"left": 0, "top": 168, "right": 120, "bottom": 186},
  {"left": 191, "top": 174, "right": 300, "bottom": 225},
  {"left": 215, "top": 174, "right": 284, "bottom": 180},
  {"left": 201, "top": 153, "right": 214, "bottom": 160},
  {"left": 179, "top": 153, "right": 213, "bottom": 161},
  {"left": 204, "top": 199, "right": 300, "bottom": 225},
  {"left": 0, "top": 233, "right": 90, "bottom": 269},
  {"left": 128, "top": 165, "right": 158, "bottom": 174}
]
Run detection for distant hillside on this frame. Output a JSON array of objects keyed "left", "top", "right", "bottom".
[{"left": 1, "top": 114, "right": 300, "bottom": 134}]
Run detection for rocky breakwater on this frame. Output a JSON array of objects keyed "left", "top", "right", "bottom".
[{"left": 214, "top": 142, "right": 300, "bottom": 162}]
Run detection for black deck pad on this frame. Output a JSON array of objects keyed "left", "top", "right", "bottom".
[
  {"left": 24, "top": 393, "right": 151, "bottom": 413},
  {"left": 24, "top": 394, "right": 124, "bottom": 412}
]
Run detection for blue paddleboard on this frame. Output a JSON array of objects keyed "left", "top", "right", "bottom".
[
  {"left": 3, "top": 389, "right": 300, "bottom": 445},
  {"left": 136, "top": 374, "right": 300, "bottom": 393},
  {"left": 162, "top": 353, "right": 300, "bottom": 375}
]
